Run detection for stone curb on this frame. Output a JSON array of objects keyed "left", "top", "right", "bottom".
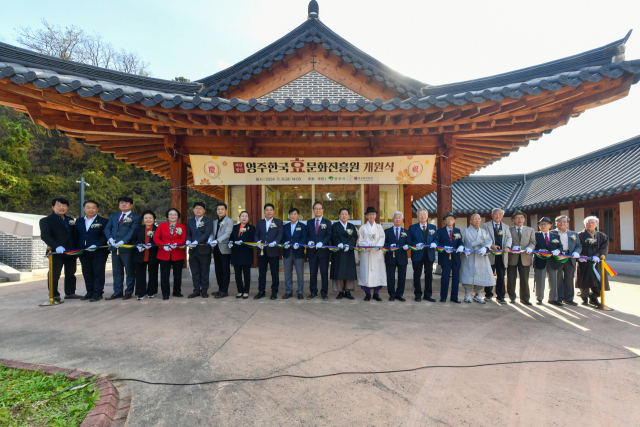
[{"left": 0, "top": 358, "right": 131, "bottom": 427}]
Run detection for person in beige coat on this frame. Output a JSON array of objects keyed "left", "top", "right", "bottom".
[
  {"left": 459, "top": 214, "right": 494, "bottom": 304},
  {"left": 481, "top": 208, "right": 512, "bottom": 303},
  {"left": 507, "top": 211, "right": 536, "bottom": 305}
]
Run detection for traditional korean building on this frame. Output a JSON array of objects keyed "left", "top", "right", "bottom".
[{"left": 0, "top": 0, "right": 639, "bottom": 233}]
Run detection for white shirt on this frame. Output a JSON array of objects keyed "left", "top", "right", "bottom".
[
  {"left": 265, "top": 218, "right": 273, "bottom": 232},
  {"left": 195, "top": 216, "right": 203, "bottom": 228},
  {"left": 290, "top": 220, "right": 298, "bottom": 236},
  {"left": 393, "top": 226, "right": 402, "bottom": 239},
  {"left": 340, "top": 220, "right": 348, "bottom": 230},
  {"left": 556, "top": 229, "right": 569, "bottom": 250},
  {"left": 419, "top": 222, "right": 428, "bottom": 231},
  {"left": 119, "top": 211, "right": 131, "bottom": 224},
  {"left": 84, "top": 215, "right": 97, "bottom": 231}
]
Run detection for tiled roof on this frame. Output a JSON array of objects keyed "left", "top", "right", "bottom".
[
  {"left": 258, "top": 71, "right": 367, "bottom": 103},
  {"left": 413, "top": 135, "right": 640, "bottom": 214}
]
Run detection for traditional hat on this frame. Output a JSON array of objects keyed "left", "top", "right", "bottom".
[
  {"left": 537, "top": 216, "right": 552, "bottom": 224},
  {"left": 364, "top": 206, "right": 378, "bottom": 215},
  {"left": 511, "top": 210, "right": 527, "bottom": 219},
  {"left": 442, "top": 212, "right": 457, "bottom": 221}
]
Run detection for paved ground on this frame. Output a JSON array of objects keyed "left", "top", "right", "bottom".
[{"left": 1, "top": 272, "right": 639, "bottom": 427}]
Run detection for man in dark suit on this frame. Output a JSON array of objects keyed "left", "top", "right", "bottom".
[
  {"left": 39, "top": 197, "right": 80, "bottom": 301},
  {"left": 104, "top": 196, "right": 140, "bottom": 300},
  {"left": 306, "top": 201, "right": 332, "bottom": 300},
  {"left": 384, "top": 212, "right": 409, "bottom": 301},
  {"left": 254, "top": 203, "right": 284, "bottom": 300},
  {"left": 283, "top": 208, "right": 307, "bottom": 299},
  {"left": 74, "top": 200, "right": 109, "bottom": 302},
  {"left": 533, "top": 217, "right": 562, "bottom": 306},
  {"left": 436, "top": 212, "right": 463, "bottom": 303},
  {"left": 186, "top": 202, "right": 214, "bottom": 298},
  {"left": 407, "top": 208, "right": 440, "bottom": 302}
]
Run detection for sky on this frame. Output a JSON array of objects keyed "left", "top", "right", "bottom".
[{"left": 1, "top": 0, "right": 639, "bottom": 176}]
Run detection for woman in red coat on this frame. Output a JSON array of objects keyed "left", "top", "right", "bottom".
[{"left": 153, "top": 208, "right": 187, "bottom": 300}]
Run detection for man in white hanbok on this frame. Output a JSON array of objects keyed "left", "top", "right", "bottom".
[
  {"left": 459, "top": 213, "right": 494, "bottom": 304},
  {"left": 358, "top": 207, "right": 387, "bottom": 301}
]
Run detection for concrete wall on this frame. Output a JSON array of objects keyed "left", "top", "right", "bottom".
[
  {"left": 620, "top": 201, "right": 634, "bottom": 251},
  {"left": 574, "top": 208, "right": 585, "bottom": 232}
]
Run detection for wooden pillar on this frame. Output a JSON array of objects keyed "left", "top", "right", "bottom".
[
  {"left": 366, "top": 184, "right": 380, "bottom": 221},
  {"left": 569, "top": 202, "right": 575, "bottom": 231},
  {"left": 170, "top": 158, "right": 188, "bottom": 226},
  {"left": 403, "top": 185, "right": 412, "bottom": 230},
  {"left": 436, "top": 135, "right": 454, "bottom": 228},
  {"left": 634, "top": 191, "right": 640, "bottom": 255}
]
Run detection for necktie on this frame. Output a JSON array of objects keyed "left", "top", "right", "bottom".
[
  {"left": 118, "top": 214, "right": 124, "bottom": 228},
  {"left": 316, "top": 219, "right": 319, "bottom": 233},
  {"left": 545, "top": 233, "right": 549, "bottom": 245},
  {"left": 396, "top": 228, "right": 399, "bottom": 241},
  {"left": 422, "top": 225, "right": 425, "bottom": 231},
  {"left": 449, "top": 230, "right": 453, "bottom": 243},
  {"left": 518, "top": 228, "right": 522, "bottom": 241}
]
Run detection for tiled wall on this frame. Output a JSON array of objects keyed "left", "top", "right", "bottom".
[{"left": 0, "top": 232, "right": 49, "bottom": 271}]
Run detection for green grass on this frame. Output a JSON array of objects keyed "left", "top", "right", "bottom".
[{"left": 0, "top": 366, "right": 99, "bottom": 427}]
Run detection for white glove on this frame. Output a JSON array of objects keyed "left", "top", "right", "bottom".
[
  {"left": 294, "top": 243, "right": 299, "bottom": 250},
  {"left": 163, "top": 246, "right": 171, "bottom": 252},
  {"left": 210, "top": 240, "right": 218, "bottom": 247},
  {"left": 191, "top": 240, "right": 198, "bottom": 248},
  {"left": 512, "top": 246, "right": 520, "bottom": 251},
  {"left": 592, "top": 256, "right": 600, "bottom": 263},
  {"left": 344, "top": 245, "right": 349, "bottom": 252},
  {"left": 390, "top": 244, "right": 397, "bottom": 248},
  {"left": 308, "top": 241, "right": 314, "bottom": 246},
  {"left": 525, "top": 247, "right": 533, "bottom": 254},
  {"left": 235, "top": 240, "right": 242, "bottom": 245},
  {"left": 316, "top": 242, "right": 322, "bottom": 248},
  {"left": 55, "top": 246, "right": 65, "bottom": 254},
  {"left": 87, "top": 245, "right": 97, "bottom": 252},
  {"left": 572, "top": 252, "right": 580, "bottom": 259},
  {"left": 430, "top": 242, "right": 437, "bottom": 249},
  {"left": 117, "top": 240, "right": 124, "bottom": 247},
  {"left": 145, "top": 243, "right": 152, "bottom": 249},
  {"left": 338, "top": 243, "right": 344, "bottom": 249},
  {"left": 416, "top": 243, "right": 424, "bottom": 250},
  {"left": 284, "top": 242, "right": 291, "bottom": 249},
  {"left": 137, "top": 245, "right": 145, "bottom": 252},
  {"left": 170, "top": 243, "right": 177, "bottom": 249},
  {"left": 206, "top": 238, "right": 213, "bottom": 245},
  {"left": 479, "top": 247, "right": 487, "bottom": 256},
  {"left": 228, "top": 242, "right": 233, "bottom": 248},
  {"left": 579, "top": 258, "right": 586, "bottom": 263},
  {"left": 465, "top": 250, "right": 471, "bottom": 258},
  {"left": 552, "top": 249, "right": 560, "bottom": 256},
  {"left": 268, "top": 242, "right": 276, "bottom": 247},
  {"left": 186, "top": 240, "right": 191, "bottom": 246},
  {"left": 402, "top": 245, "right": 409, "bottom": 250},
  {"left": 456, "top": 245, "right": 464, "bottom": 253},
  {"left": 108, "top": 238, "right": 115, "bottom": 246}
]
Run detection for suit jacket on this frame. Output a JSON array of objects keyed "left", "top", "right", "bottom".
[
  {"left": 209, "top": 216, "right": 233, "bottom": 255},
  {"left": 436, "top": 226, "right": 463, "bottom": 267},
  {"left": 40, "top": 212, "right": 76, "bottom": 250},
  {"left": 187, "top": 216, "right": 214, "bottom": 256},
  {"left": 481, "top": 221, "right": 513, "bottom": 268},
  {"left": 384, "top": 226, "right": 409, "bottom": 266},
  {"left": 306, "top": 217, "right": 333, "bottom": 259},
  {"left": 408, "top": 222, "right": 439, "bottom": 263},
  {"left": 283, "top": 221, "right": 307, "bottom": 259},
  {"left": 74, "top": 215, "right": 109, "bottom": 258},
  {"left": 131, "top": 224, "right": 159, "bottom": 264},
  {"left": 255, "top": 218, "right": 284, "bottom": 258},
  {"left": 330, "top": 221, "right": 358, "bottom": 280},
  {"left": 556, "top": 229, "right": 583, "bottom": 267},
  {"left": 104, "top": 212, "right": 141, "bottom": 253},
  {"left": 230, "top": 223, "right": 256, "bottom": 266},
  {"left": 534, "top": 231, "right": 561, "bottom": 270},
  {"left": 153, "top": 222, "right": 187, "bottom": 261},
  {"left": 508, "top": 225, "right": 536, "bottom": 267}
]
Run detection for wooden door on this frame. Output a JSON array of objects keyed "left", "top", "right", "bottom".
[{"left": 587, "top": 204, "right": 620, "bottom": 254}]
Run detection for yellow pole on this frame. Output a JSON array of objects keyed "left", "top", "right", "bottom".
[
  {"left": 595, "top": 254, "right": 613, "bottom": 311},
  {"left": 39, "top": 248, "right": 64, "bottom": 307}
]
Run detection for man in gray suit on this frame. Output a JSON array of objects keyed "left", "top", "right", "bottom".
[
  {"left": 507, "top": 211, "right": 536, "bottom": 305},
  {"left": 104, "top": 196, "right": 140, "bottom": 300},
  {"left": 186, "top": 202, "right": 214, "bottom": 298},
  {"left": 209, "top": 203, "right": 233, "bottom": 298},
  {"left": 482, "top": 208, "right": 512, "bottom": 304},
  {"left": 554, "top": 215, "right": 583, "bottom": 306}
]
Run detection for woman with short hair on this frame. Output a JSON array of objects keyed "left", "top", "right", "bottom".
[
  {"left": 229, "top": 211, "right": 255, "bottom": 299},
  {"left": 153, "top": 208, "right": 187, "bottom": 300},
  {"left": 576, "top": 216, "right": 610, "bottom": 306},
  {"left": 132, "top": 210, "right": 159, "bottom": 300},
  {"left": 330, "top": 208, "right": 358, "bottom": 300}
]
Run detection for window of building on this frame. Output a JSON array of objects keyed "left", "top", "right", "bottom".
[
  {"left": 315, "top": 184, "right": 361, "bottom": 223},
  {"left": 265, "top": 185, "right": 312, "bottom": 222},
  {"left": 228, "top": 185, "right": 246, "bottom": 222}
]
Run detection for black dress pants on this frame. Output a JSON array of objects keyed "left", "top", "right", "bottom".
[
  {"left": 79, "top": 254, "right": 108, "bottom": 297},
  {"left": 386, "top": 263, "right": 407, "bottom": 297},
  {"left": 160, "top": 259, "right": 183, "bottom": 297},
  {"left": 48, "top": 254, "right": 77, "bottom": 297},
  {"left": 213, "top": 247, "right": 231, "bottom": 293},
  {"left": 486, "top": 255, "right": 506, "bottom": 299},
  {"left": 135, "top": 261, "right": 159, "bottom": 297},
  {"left": 189, "top": 252, "right": 212, "bottom": 292},
  {"left": 234, "top": 264, "right": 251, "bottom": 294},
  {"left": 412, "top": 259, "right": 433, "bottom": 298},
  {"left": 258, "top": 256, "right": 280, "bottom": 293},
  {"left": 309, "top": 256, "right": 329, "bottom": 295}
]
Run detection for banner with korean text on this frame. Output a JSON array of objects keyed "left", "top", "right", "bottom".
[{"left": 189, "top": 155, "right": 436, "bottom": 186}]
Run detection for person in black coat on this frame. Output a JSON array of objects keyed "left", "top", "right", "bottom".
[
  {"left": 131, "top": 211, "right": 160, "bottom": 300},
  {"left": 39, "top": 197, "right": 79, "bottom": 300},
  {"left": 384, "top": 212, "right": 410, "bottom": 301},
  {"left": 533, "top": 217, "right": 562, "bottom": 306},
  {"left": 74, "top": 200, "right": 109, "bottom": 302},
  {"left": 436, "top": 212, "right": 463, "bottom": 303},
  {"left": 185, "top": 202, "right": 214, "bottom": 298},
  {"left": 229, "top": 211, "right": 255, "bottom": 299},
  {"left": 330, "top": 208, "right": 358, "bottom": 300},
  {"left": 306, "top": 202, "right": 333, "bottom": 300},
  {"left": 254, "top": 203, "right": 284, "bottom": 300}
]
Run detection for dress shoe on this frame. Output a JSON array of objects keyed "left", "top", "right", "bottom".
[
  {"left": 321, "top": 294, "right": 328, "bottom": 300},
  {"left": 242, "top": 294, "right": 249, "bottom": 299},
  {"left": 450, "top": 299, "right": 461, "bottom": 304},
  {"left": 106, "top": 294, "right": 123, "bottom": 300},
  {"left": 522, "top": 301, "right": 532, "bottom": 306},
  {"left": 336, "top": 292, "right": 344, "bottom": 300},
  {"left": 53, "top": 296, "right": 61, "bottom": 301},
  {"left": 64, "top": 294, "right": 82, "bottom": 299},
  {"left": 214, "top": 292, "right": 228, "bottom": 299},
  {"left": 123, "top": 294, "right": 132, "bottom": 300},
  {"left": 306, "top": 293, "right": 318, "bottom": 300},
  {"left": 415, "top": 296, "right": 422, "bottom": 302},
  {"left": 396, "top": 296, "right": 406, "bottom": 302},
  {"left": 497, "top": 298, "right": 507, "bottom": 304},
  {"left": 282, "top": 293, "right": 293, "bottom": 299},
  {"left": 147, "top": 294, "right": 155, "bottom": 299},
  {"left": 364, "top": 294, "right": 372, "bottom": 301},
  {"left": 589, "top": 297, "right": 600, "bottom": 306},
  {"left": 581, "top": 299, "right": 589, "bottom": 306},
  {"left": 549, "top": 300, "right": 563, "bottom": 307},
  {"left": 536, "top": 300, "right": 543, "bottom": 305},
  {"left": 389, "top": 296, "right": 395, "bottom": 301},
  {"left": 236, "top": 293, "right": 243, "bottom": 299},
  {"left": 485, "top": 297, "right": 493, "bottom": 301},
  {"left": 510, "top": 299, "right": 516, "bottom": 304},
  {"left": 89, "top": 295, "right": 103, "bottom": 302},
  {"left": 202, "top": 291, "right": 209, "bottom": 298},
  {"left": 254, "top": 291, "right": 266, "bottom": 299},
  {"left": 81, "top": 294, "right": 93, "bottom": 301},
  {"left": 270, "top": 292, "right": 278, "bottom": 300},
  {"left": 163, "top": 296, "right": 169, "bottom": 300},
  {"left": 297, "top": 294, "right": 303, "bottom": 300},
  {"left": 372, "top": 294, "right": 382, "bottom": 301},
  {"left": 136, "top": 295, "right": 144, "bottom": 301},
  {"left": 564, "top": 301, "right": 578, "bottom": 306},
  {"left": 439, "top": 299, "right": 446, "bottom": 303},
  {"left": 188, "top": 292, "right": 201, "bottom": 299},
  {"left": 425, "top": 297, "right": 436, "bottom": 302},
  {"left": 173, "top": 293, "right": 184, "bottom": 298},
  {"left": 345, "top": 291, "right": 355, "bottom": 300}
]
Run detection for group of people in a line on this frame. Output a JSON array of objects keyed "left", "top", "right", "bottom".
[{"left": 40, "top": 197, "right": 610, "bottom": 306}]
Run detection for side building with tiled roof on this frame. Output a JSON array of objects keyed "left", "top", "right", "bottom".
[{"left": 413, "top": 135, "right": 640, "bottom": 255}]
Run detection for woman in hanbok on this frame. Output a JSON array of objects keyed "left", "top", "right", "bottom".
[{"left": 357, "top": 207, "right": 387, "bottom": 301}]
